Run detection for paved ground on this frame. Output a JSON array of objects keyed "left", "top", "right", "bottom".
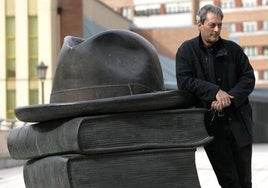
[
  {"left": 196, "top": 144, "right": 268, "bottom": 187},
  {"left": 0, "top": 166, "right": 24, "bottom": 188},
  {"left": 0, "top": 144, "right": 267, "bottom": 188}
]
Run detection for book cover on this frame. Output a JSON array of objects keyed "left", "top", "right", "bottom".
[
  {"left": 8, "top": 108, "right": 211, "bottom": 160},
  {"left": 24, "top": 148, "right": 201, "bottom": 188}
]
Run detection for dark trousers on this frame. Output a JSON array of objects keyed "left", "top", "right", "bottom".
[{"left": 204, "top": 116, "right": 252, "bottom": 188}]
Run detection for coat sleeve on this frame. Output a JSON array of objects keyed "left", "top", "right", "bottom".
[
  {"left": 175, "top": 42, "right": 219, "bottom": 103},
  {"left": 227, "top": 47, "right": 255, "bottom": 108}
]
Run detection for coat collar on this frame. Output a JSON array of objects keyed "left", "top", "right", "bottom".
[
  {"left": 198, "top": 34, "right": 227, "bottom": 58},
  {"left": 196, "top": 34, "right": 228, "bottom": 84}
]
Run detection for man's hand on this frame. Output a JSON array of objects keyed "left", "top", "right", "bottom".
[{"left": 211, "top": 89, "right": 234, "bottom": 111}]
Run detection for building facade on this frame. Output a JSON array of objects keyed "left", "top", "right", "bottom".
[
  {"left": 1, "top": 0, "right": 268, "bottom": 122},
  {"left": 0, "top": 0, "right": 61, "bottom": 120},
  {"left": 0, "top": 0, "right": 129, "bottom": 121},
  {"left": 102, "top": 0, "right": 268, "bottom": 88}
]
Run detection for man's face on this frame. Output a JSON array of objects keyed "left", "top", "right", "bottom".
[{"left": 198, "top": 12, "right": 222, "bottom": 47}]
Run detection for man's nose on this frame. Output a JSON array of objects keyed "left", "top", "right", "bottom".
[
  {"left": 214, "top": 24, "right": 222, "bottom": 32},
  {"left": 214, "top": 25, "right": 220, "bottom": 32}
]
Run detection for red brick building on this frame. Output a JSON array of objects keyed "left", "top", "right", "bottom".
[{"left": 58, "top": 0, "right": 268, "bottom": 87}]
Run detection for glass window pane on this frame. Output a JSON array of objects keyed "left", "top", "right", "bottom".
[
  {"left": 242, "top": 0, "right": 257, "bottom": 7},
  {"left": 29, "top": 89, "right": 38, "bottom": 105},
  {"left": 6, "top": 90, "right": 16, "bottom": 119},
  {"left": 6, "top": 16, "right": 16, "bottom": 78},
  {"left": 29, "top": 59, "right": 38, "bottom": 78},
  {"left": 6, "top": 17, "right": 15, "bottom": 35},
  {"left": 29, "top": 16, "right": 38, "bottom": 78},
  {"left": 29, "top": 38, "right": 38, "bottom": 55},
  {"left": 263, "top": 46, "right": 268, "bottom": 56},
  {"left": 6, "top": 39, "right": 15, "bottom": 56},
  {"left": 263, "top": 21, "right": 268, "bottom": 31},
  {"left": 29, "top": 16, "right": 38, "bottom": 35}
]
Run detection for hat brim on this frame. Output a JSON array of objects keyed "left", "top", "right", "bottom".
[{"left": 15, "top": 90, "right": 197, "bottom": 122}]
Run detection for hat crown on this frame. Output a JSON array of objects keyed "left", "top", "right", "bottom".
[{"left": 50, "top": 30, "right": 164, "bottom": 103}]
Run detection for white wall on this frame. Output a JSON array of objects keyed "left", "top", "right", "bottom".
[
  {"left": 133, "top": 13, "right": 192, "bottom": 28},
  {"left": 0, "top": 0, "right": 6, "bottom": 119},
  {"left": 37, "top": 0, "right": 59, "bottom": 104},
  {"left": 16, "top": 0, "right": 29, "bottom": 106}
]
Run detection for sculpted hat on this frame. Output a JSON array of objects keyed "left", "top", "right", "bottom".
[{"left": 15, "top": 30, "right": 195, "bottom": 122}]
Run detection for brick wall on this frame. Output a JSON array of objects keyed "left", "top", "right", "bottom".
[
  {"left": 58, "top": 0, "right": 83, "bottom": 44},
  {"left": 134, "top": 26, "right": 228, "bottom": 59}
]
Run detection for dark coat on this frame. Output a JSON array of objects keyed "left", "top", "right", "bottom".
[{"left": 176, "top": 35, "right": 255, "bottom": 147}]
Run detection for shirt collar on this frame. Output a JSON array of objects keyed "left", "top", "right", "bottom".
[{"left": 198, "top": 33, "right": 221, "bottom": 50}]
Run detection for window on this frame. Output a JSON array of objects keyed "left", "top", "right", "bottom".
[
  {"left": 135, "top": 5, "right": 147, "bottom": 16},
  {"left": 6, "top": 0, "right": 16, "bottom": 119},
  {"left": 225, "top": 23, "right": 236, "bottom": 33},
  {"left": 221, "top": 0, "right": 235, "bottom": 9},
  {"left": 6, "top": 16, "right": 16, "bottom": 78},
  {"left": 165, "top": 2, "right": 190, "bottom": 14},
  {"left": 264, "top": 70, "right": 268, "bottom": 80},
  {"left": 263, "top": 0, "right": 268, "bottom": 6},
  {"left": 263, "top": 21, "right": 268, "bottom": 31},
  {"left": 122, "top": 7, "right": 132, "bottom": 20},
  {"left": 28, "top": 16, "right": 39, "bottom": 104},
  {"left": 29, "top": 89, "right": 38, "bottom": 105},
  {"left": 243, "top": 22, "right": 257, "bottom": 32},
  {"left": 147, "top": 4, "right": 160, "bottom": 15},
  {"left": 263, "top": 46, "right": 268, "bottom": 56},
  {"left": 6, "top": 90, "right": 16, "bottom": 119},
  {"left": 244, "top": 46, "right": 258, "bottom": 56},
  {"left": 28, "top": 0, "right": 39, "bottom": 105},
  {"left": 166, "top": 3, "right": 180, "bottom": 14},
  {"left": 135, "top": 4, "right": 160, "bottom": 16},
  {"left": 28, "top": 16, "right": 38, "bottom": 79},
  {"left": 242, "top": 0, "right": 257, "bottom": 7}
]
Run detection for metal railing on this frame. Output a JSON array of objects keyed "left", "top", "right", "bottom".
[{"left": 0, "top": 118, "right": 27, "bottom": 130}]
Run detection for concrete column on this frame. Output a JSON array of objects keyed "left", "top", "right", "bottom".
[
  {"left": 38, "top": 0, "right": 58, "bottom": 104},
  {"left": 0, "top": 0, "right": 7, "bottom": 118},
  {"left": 15, "top": 0, "right": 29, "bottom": 106}
]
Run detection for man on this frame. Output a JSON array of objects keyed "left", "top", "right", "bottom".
[{"left": 176, "top": 4, "right": 255, "bottom": 188}]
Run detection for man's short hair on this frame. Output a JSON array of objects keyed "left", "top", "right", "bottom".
[{"left": 196, "top": 4, "right": 224, "bottom": 24}]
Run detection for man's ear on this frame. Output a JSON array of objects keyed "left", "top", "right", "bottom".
[{"left": 197, "top": 21, "right": 202, "bottom": 30}]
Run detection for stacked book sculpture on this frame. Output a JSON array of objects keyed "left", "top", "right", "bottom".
[{"left": 8, "top": 30, "right": 212, "bottom": 188}]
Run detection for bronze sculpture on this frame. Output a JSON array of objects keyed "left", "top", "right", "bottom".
[{"left": 8, "top": 30, "right": 212, "bottom": 188}]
